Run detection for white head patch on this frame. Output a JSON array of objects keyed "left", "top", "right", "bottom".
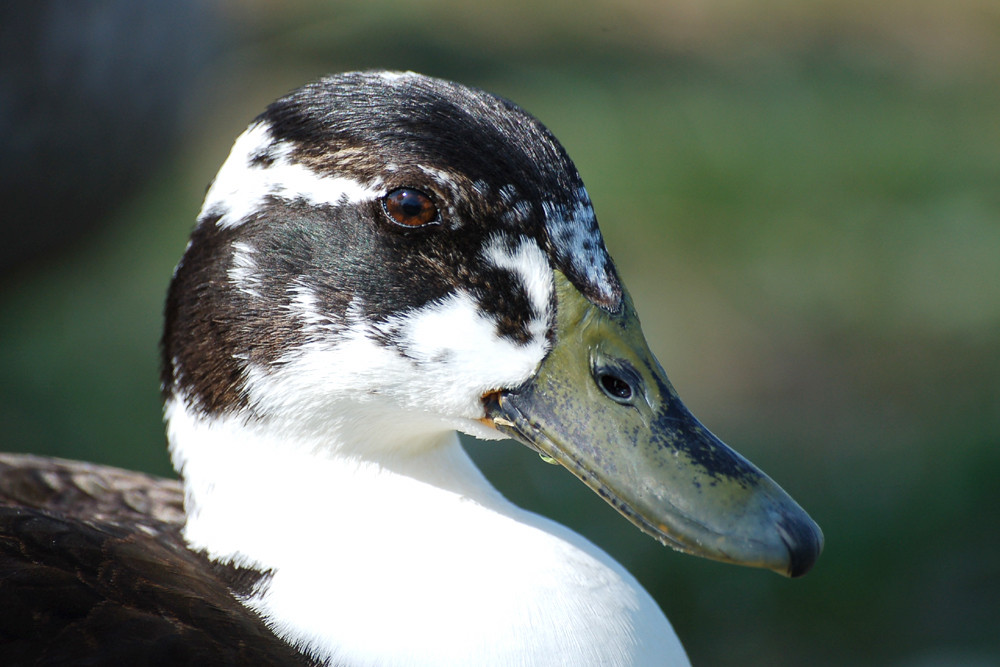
[{"left": 200, "top": 122, "right": 381, "bottom": 229}]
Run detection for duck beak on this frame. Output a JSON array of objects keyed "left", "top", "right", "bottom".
[{"left": 484, "top": 271, "right": 823, "bottom": 577}]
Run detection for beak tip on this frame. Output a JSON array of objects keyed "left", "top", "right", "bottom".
[{"left": 778, "top": 512, "right": 824, "bottom": 578}]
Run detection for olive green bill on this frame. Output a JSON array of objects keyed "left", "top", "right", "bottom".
[{"left": 484, "top": 271, "right": 823, "bottom": 577}]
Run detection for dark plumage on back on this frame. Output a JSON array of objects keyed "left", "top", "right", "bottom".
[{"left": 0, "top": 455, "right": 311, "bottom": 666}]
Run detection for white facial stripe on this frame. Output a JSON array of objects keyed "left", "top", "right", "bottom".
[
  {"left": 482, "top": 236, "right": 553, "bottom": 336},
  {"left": 286, "top": 282, "right": 339, "bottom": 333},
  {"left": 380, "top": 290, "right": 549, "bottom": 396},
  {"left": 228, "top": 241, "right": 261, "bottom": 298},
  {"left": 236, "top": 288, "right": 548, "bottom": 448},
  {"left": 200, "top": 122, "right": 381, "bottom": 230}
]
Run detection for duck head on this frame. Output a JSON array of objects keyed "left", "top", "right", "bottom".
[{"left": 162, "top": 71, "right": 821, "bottom": 579}]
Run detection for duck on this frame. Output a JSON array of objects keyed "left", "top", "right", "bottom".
[{"left": 0, "top": 71, "right": 822, "bottom": 666}]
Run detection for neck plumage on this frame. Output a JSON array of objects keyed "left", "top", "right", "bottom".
[{"left": 163, "top": 396, "right": 689, "bottom": 667}]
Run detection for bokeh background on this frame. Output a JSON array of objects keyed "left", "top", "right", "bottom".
[{"left": 2, "top": 1, "right": 998, "bottom": 664}]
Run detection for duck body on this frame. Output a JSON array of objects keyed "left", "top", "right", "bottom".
[{"left": 0, "top": 71, "right": 821, "bottom": 665}]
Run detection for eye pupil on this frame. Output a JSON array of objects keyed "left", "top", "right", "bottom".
[
  {"left": 400, "top": 196, "right": 422, "bottom": 216},
  {"left": 382, "top": 188, "right": 438, "bottom": 227}
]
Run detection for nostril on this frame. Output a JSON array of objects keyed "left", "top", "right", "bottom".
[
  {"left": 593, "top": 361, "right": 643, "bottom": 406},
  {"left": 598, "top": 372, "right": 633, "bottom": 403}
]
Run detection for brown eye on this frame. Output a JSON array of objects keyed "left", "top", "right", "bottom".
[{"left": 382, "top": 188, "right": 439, "bottom": 227}]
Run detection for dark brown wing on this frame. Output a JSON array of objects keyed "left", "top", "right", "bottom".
[
  {"left": 0, "top": 454, "right": 316, "bottom": 666},
  {"left": 0, "top": 453, "right": 185, "bottom": 525}
]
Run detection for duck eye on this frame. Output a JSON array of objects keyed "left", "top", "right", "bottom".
[{"left": 382, "top": 188, "right": 439, "bottom": 227}]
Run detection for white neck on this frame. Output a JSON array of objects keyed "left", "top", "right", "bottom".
[{"left": 165, "top": 398, "right": 688, "bottom": 667}]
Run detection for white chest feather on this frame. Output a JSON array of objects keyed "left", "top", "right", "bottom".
[{"left": 167, "top": 402, "right": 688, "bottom": 666}]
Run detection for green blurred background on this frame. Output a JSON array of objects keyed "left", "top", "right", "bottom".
[{"left": 2, "top": 1, "right": 998, "bottom": 664}]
